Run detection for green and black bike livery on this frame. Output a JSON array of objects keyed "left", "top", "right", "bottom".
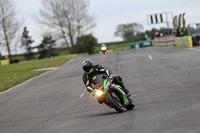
[{"left": 92, "top": 74, "right": 135, "bottom": 113}]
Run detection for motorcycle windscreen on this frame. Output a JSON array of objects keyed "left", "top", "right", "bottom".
[{"left": 92, "top": 74, "right": 106, "bottom": 88}]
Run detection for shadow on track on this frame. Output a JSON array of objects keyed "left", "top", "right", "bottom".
[
  {"left": 86, "top": 108, "right": 136, "bottom": 118},
  {"left": 86, "top": 111, "right": 119, "bottom": 118}
]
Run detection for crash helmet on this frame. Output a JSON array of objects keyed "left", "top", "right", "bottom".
[
  {"left": 82, "top": 59, "right": 94, "bottom": 74},
  {"left": 101, "top": 43, "right": 106, "bottom": 47}
]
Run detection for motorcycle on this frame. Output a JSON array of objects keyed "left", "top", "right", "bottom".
[
  {"left": 92, "top": 74, "right": 135, "bottom": 113},
  {"left": 101, "top": 45, "right": 107, "bottom": 54}
]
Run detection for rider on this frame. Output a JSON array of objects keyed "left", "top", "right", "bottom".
[
  {"left": 101, "top": 43, "right": 106, "bottom": 47},
  {"left": 82, "top": 59, "right": 131, "bottom": 102}
]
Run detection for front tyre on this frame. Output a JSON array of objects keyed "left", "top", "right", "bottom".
[
  {"left": 125, "top": 99, "right": 135, "bottom": 110},
  {"left": 106, "top": 93, "right": 124, "bottom": 113}
]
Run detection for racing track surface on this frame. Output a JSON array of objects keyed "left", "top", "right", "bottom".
[{"left": 1, "top": 47, "right": 200, "bottom": 133}]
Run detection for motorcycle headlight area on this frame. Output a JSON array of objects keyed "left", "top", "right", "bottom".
[
  {"left": 101, "top": 47, "right": 106, "bottom": 50},
  {"left": 95, "top": 90, "right": 103, "bottom": 96}
]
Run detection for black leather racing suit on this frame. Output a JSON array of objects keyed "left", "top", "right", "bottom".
[{"left": 82, "top": 64, "right": 129, "bottom": 95}]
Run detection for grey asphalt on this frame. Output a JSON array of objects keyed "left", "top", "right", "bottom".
[{"left": 1, "top": 46, "right": 200, "bottom": 133}]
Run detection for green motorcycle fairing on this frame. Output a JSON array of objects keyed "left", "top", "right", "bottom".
[
  {"left": 113, "top": 85, "right": 128, "bottom": 105},
  {"left": 103, "top": 78, "right": 128, "bottom": 106},
  {"left": 93, "top": 76, "right": 128, "bottom": 106}
]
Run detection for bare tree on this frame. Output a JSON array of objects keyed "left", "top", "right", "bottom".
[
  {"left": 39, "top": 0, "right": 95, "bottom": 53},
  {"left": 114, "top": 23, "right": 143, "bottom": 42},
  {"left": 0, "top": 0, "right": 21, "bottom": 61},
  {"left": 13, "top": 33, "right": 21, "bottom": 55}
]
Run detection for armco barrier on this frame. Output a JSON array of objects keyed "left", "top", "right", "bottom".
[
  {"left": 107, "top": 49, "right": 113, "bottom": 53},
  {"left": 113, "top": 47, "right": 130, "bottom": 52},
  {"left": 141, "top": 41, "right": 152, "bottom": 47},
  {"left": 174, "top": 36, "right": 193, "bottom": 47},
  {"left": 130, "top": 41, "right": 152, "bottom": 49},
  {"left": 130, "top": 43, "right": 142, "bottom": 49}
]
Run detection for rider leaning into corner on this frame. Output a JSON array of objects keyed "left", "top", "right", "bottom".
[{"left": 82, "top": 59, "right": 131, "bottom": 104}]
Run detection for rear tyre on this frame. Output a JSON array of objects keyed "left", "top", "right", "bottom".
[
  {"left": 106, "top": 93, "right": 124, "bottom": 113},
  {"left": 125, "top": 99, "right": 135, "bottom": 110}
]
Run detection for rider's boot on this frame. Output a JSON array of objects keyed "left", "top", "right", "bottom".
[
  {"left": 114, "top": 75, "right": 131, "bottom": 98},
  {"left": 119, "top": 83, "right": 131, "bottom": 98}
]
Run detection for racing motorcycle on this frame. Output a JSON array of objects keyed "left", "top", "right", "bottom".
[
  {"left": 101, "top": 44, "right": 107, "bottom": 54},
  {"left": 92, "top": 74, "right": 135, "bottom": 113}
]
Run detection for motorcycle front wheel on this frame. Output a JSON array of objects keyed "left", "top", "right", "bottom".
[
  {"left": 106, "top": 92, "right": 124, "bottom": 113},
  {"left": 125, "top": 98, "right": 135, "bottom": 110}
]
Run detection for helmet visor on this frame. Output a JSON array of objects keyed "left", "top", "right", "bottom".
[{"left": 83, "top": 65, "right": 91, "bottom": 72}]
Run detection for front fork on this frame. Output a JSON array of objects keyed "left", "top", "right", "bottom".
[{"left": 97, "top": 94, "right": 112, "bottom": 107}]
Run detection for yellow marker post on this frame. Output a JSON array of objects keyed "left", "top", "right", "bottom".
[{"left": 188, "top": 36, "right": 193, "bottom": 48}]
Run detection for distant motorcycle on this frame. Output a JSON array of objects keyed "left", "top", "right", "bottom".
[
  {"left": 101, "top": 44, "right": 107, "bottom": 54},
  {"left": 92, "top": 74, "right": 135, "bottom": 113}
]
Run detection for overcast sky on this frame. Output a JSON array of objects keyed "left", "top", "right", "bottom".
[{"left": 12, "top": 0, "right": 200, "bottom": 45}]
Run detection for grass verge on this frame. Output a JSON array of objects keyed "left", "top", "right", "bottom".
[
  {"left": 95, "top": 41, "right": 144, "bottom": 52},
  {"left": 0, "top": 54, "right": 77, "bottom": 92}
]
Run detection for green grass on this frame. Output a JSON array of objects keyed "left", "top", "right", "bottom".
[
  {"left": 55, "top": 50, "right": 71, "bottom": 56},
  {"left": 106, "top": 42, "right": 134, "bottom": 49},
  {"left": 0, "top": 54, "right": 77, "bottom": 92},
  {"left": 96, "top": 41, "right": 143, "bottom": 51}
]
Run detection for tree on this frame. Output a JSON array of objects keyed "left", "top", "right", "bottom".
[
  {"left": 144, "top": 28, "right": 159, "bottom": 40},
  {"left": 0, "top": 0, "right": 21, "bottom": 61},
  {"left": 134, "top": 32, "right": 146, "bottom": 41},
  {"left": 114, "top": 23, "right": 143, "bottom": 42},
  {"left": 75, "top": 34, "right": 98, "bottom": 55},
  {"left": 37, "top": 36, "right": 56, "bottom": 59},
  {"left": 21, "top": 27, "right": 35, "bottom": 60},
  {"left": 39, "top": 0, "right": 95, "bottom": 54},
  {"left": 13, "top": 33, "right": 22, "bottom": 55}
]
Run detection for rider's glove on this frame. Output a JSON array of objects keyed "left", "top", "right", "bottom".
[
  {"left": 86, "top": 86, "right": 93, "bottom": 93},
  {"left": 108, "top": 75, "right": 114, "bottom": 79}
]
